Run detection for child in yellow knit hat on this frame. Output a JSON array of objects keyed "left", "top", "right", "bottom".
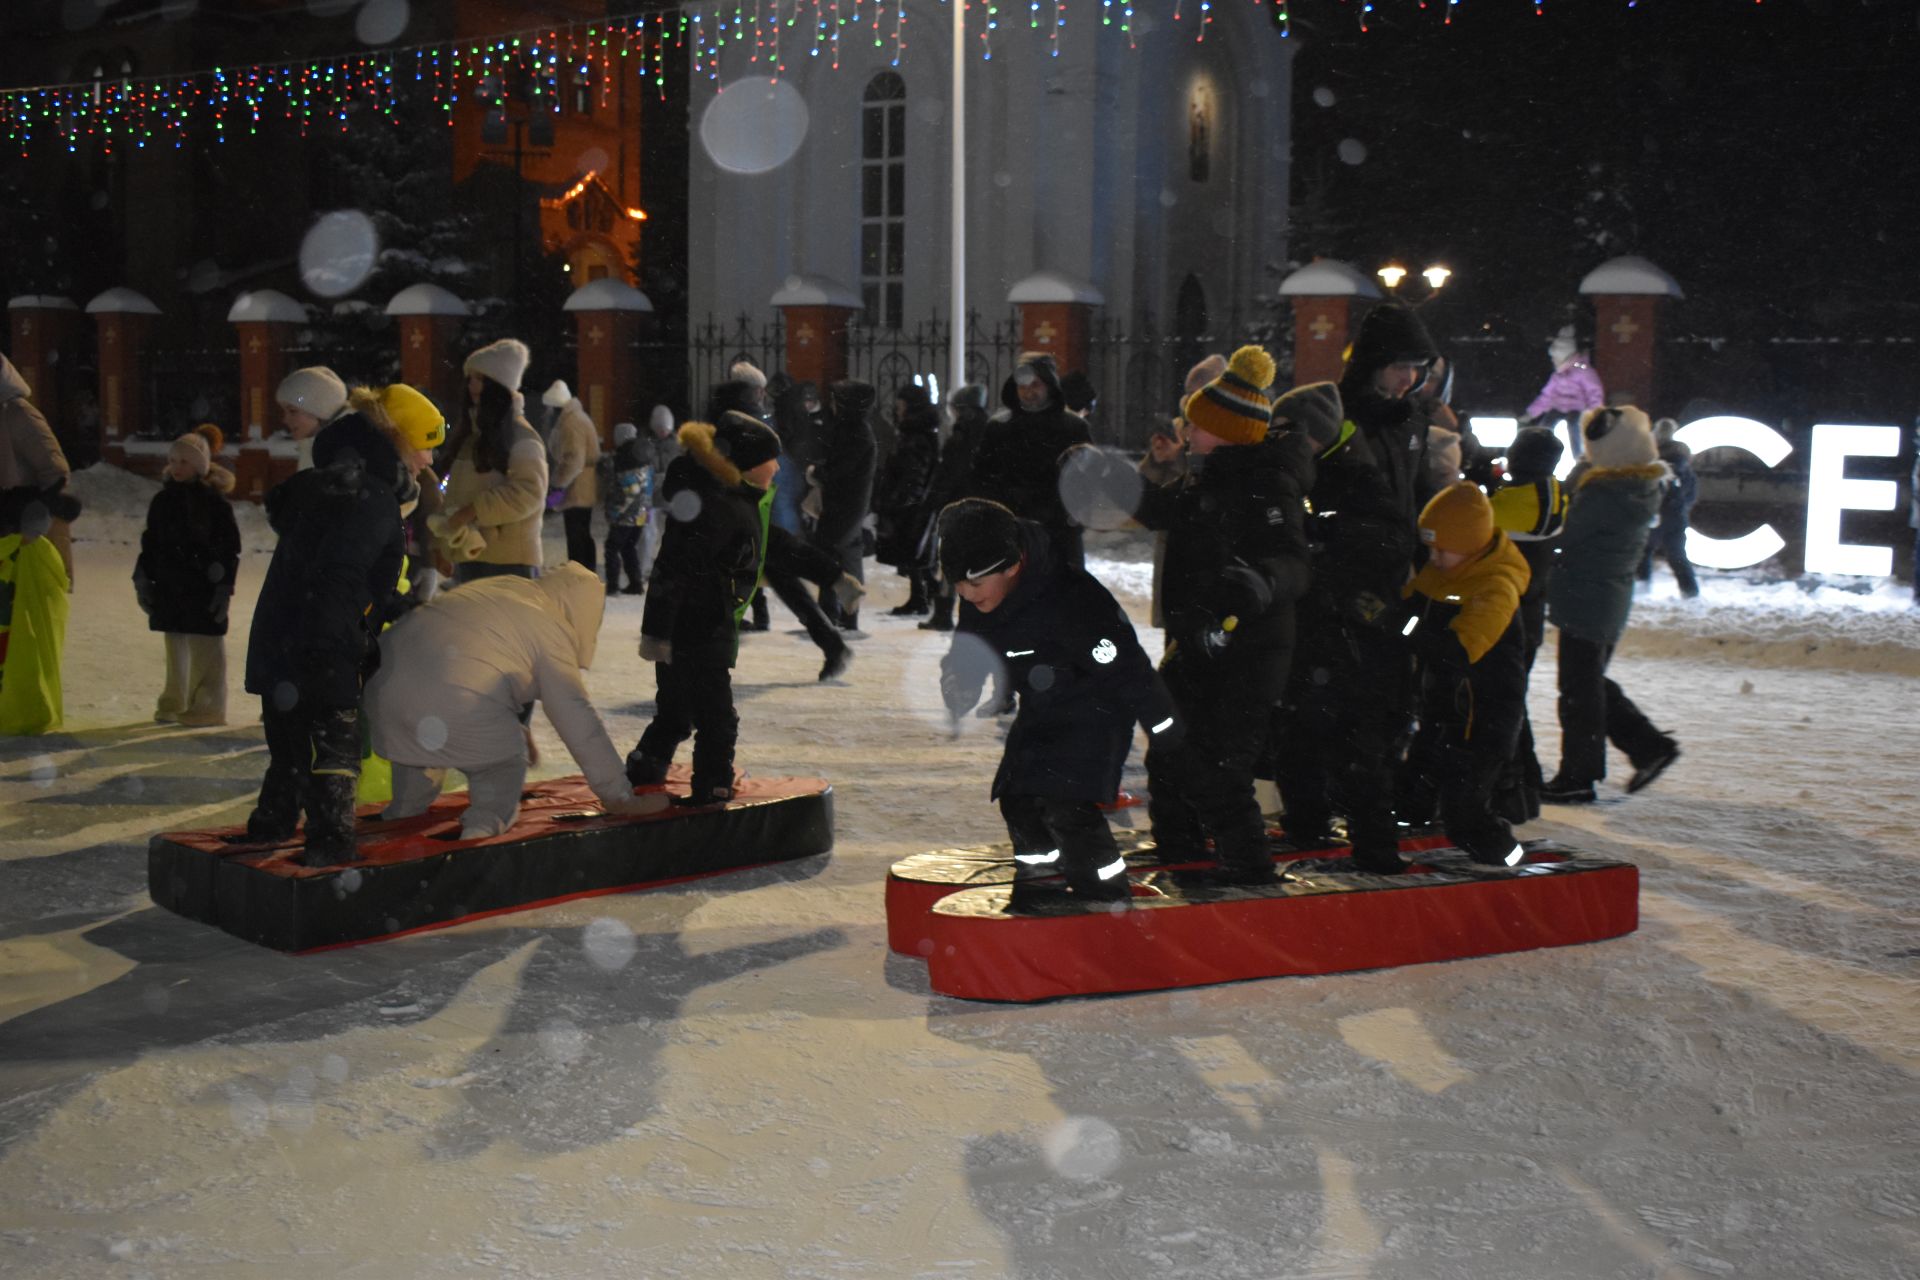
[{"left": 1397, "top": 481, "right": 1533, "bottom": 866}]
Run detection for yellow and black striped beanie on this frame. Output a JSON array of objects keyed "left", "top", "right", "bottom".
[{"left": 1182, "top": 345, "right": 1276, "bottom": 446}]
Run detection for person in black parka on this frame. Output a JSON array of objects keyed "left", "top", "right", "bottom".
[
  {"left": 1637, "top": 417, "right": 1700, "bottom": 599},
  {"left": 917, "top": 382, "right": 992, "bottom": 633},
  {"left": 969, "top": 352, "right": 1094, "bottom": 569},
  {"left": 1271, "top": 301, "right": 1438, "bottom": 873},
  {"left": 1089, "top": 349, "right": 1321, "bottom": 884},
  {"left": 813, "top": 379, "right": 879, "bottom": 629},
  {"left": 937, "top": 499, "right": 1175, "bottom": 907},
  {"left": 874, "top": 382, "right": 942, "bottom": 616},
  {"left": 136, "top": 426, "right": 241, "bottom": 727},
  {"left": 627, "top": 413, "right": 783, "bottom": 806},
  {"left": 720, "top": 378, "right": 865, "bottom": 674},
  {"left": 242, "top": 381, "right": 405, "bottom": 864}
]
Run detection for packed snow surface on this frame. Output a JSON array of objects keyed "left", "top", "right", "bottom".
[{"left": 2, "top": 471, "right": 1916, "bottom": 1277}]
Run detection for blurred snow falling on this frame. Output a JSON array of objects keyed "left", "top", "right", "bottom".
[
  {"left": 699, "top": 78, "right": 809, "bottom": 175},
  {"left": 1042, "top": 1116, "right": 1124, "bottom": 1181},
  {"left": 538, "top": 1018, "right": 588, "bottom": 1067},
  {"left": 1338, "top": 138, "right": 1368, "bottom": 165},
  {"left": 581, "top": 917, "right": 638, "bottom": 972},
  {"left": 415, "top": 714, "right": 449, "bottom": 752},
  {"left": 354, "top": 0, "right": 410, "bottom": 45},
  {"left": 668, "top": 490, "right": 703, "bottom": 523},
  {"left": 298, "top": 210, "right": 379, "bottom": 299},
  {"left": 28, "top": 755, "right": 57, "bottom": 788}
]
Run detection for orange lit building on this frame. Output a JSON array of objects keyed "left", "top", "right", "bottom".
[{"left": 449, "top": 2, "right": 648, "bottom": 287}]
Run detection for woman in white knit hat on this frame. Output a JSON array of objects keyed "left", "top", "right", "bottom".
[
  {"left": 541, "top": 378, "right": 600, "bottom": 572},
  {"left": 438, "top": 338, "right": 548, "bottom": 584}
]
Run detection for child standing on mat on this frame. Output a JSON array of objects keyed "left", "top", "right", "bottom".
[
  {"left": 1399, "top": 482, "right": 1532, "bottom": 866},
  {"left": 936, "top": 498, "right": 1175, "bottom": 909},
  {"left": 625, "top": 412, "right": 783, "bottom": 807}
]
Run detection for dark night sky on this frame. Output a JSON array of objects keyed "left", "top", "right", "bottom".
[{"left": 1284, "top": 0, "right": 1918, "bottom": 352}]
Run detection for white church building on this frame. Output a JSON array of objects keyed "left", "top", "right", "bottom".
[{"left": 685, "top": 1, "right": 1295, "bottom": 432}]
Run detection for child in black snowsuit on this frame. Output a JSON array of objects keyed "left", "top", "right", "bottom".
[
  {"left": 136, "top": 426, "right": 241, "bottom": 727},
  {"left": 626, "top": 412, "right": 782, "bottom": 807},
  {"left": 937, "top": 498, "right": 1174, "bottom": 907},
  {"left": 1487, "top": 426, "right": 1569, "bottom": 821},
  {"left": 242, "top": 373, "right": 406, "bottom": 865},
  {"left": 1399, "top": 482, "right": 1532, "bottom": 866},
  {"left": 1102, "top": 348, "right": 1320, "bottom": 885}
]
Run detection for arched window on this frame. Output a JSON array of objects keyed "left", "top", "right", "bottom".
[{"left": 860, "top": 72, "right": 907, "bottom": 331}]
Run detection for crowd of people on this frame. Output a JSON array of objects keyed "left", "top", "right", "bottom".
[{"left": 0, "top": 310, "right": 1700, "bottom": 899}]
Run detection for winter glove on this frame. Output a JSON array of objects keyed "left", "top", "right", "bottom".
[
  {"left": 595, "top": 785, "right": 672, "bottom": 818},
  {"left": 1404, "top": 611, "right": 1466, "bottom": 672},
  {"left": 1200, "top": 616, "right": 1238, "bottom": 660},
  {"left": 638, "top": 635, "right": 673, "bottom": 664},
  {"left": 831, "top": 572, "right": 867, "bottom": 614},
  {"left": 428, "top": 513, "right": 487, "bottom": 562},
  {"left": 1211, "top": 564, "right": 1273, "bottom": 622},
  {"left": 1345, "top": 589, "right": 1394, "bottom": 630},
  {"left": 132, "top": 565, "right": 156, "bottom": 617}
]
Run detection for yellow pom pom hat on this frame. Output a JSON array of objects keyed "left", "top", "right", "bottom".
[
  {"left": 1182, "top": 344, "right": 1277, "bottom": 446},
  {"left": 380, "top": 383, "right": 447, "bottom": 451}
]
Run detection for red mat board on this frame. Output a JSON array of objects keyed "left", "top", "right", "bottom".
[
  {"left": 885, "top": 829, "right": 1454, "bottom": 958},
  {"left": 920, "top": 843, "right": 1638, "bottom": 1002},
  {"left": 148, "top": 771, "right": 834, "bottom": 951}
]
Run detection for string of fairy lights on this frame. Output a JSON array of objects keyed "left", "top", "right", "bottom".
[{"left": 0, "top": 0, "right": 1685, "bottom": 158}]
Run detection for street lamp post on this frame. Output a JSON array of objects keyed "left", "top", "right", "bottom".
[{"left": 1375, "top": 262, "right": 1452, "bottom": 306}]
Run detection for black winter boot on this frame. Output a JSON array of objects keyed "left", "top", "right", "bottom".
[
  {"left": 625, "top": 750, "right": 672, "bottom": 787},
  {"left": 918, "top": 593, "right": 954, "bottom": 631},
  {"left": 299, "top": 773, "right": 362, "bottom": 867}
]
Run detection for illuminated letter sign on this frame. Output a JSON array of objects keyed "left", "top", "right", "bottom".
[
  {"left": 1672, "top": 416, "right": 1793, "bottom": 571},
  {"left": 1470, "top": 414, "right": 1903, "bottom": 577},
  {"left": 1804, "top": 424, "right": 1901, "bottom": 577}
]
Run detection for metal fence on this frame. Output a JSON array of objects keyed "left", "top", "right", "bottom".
[{"left": 659, "top": 307, "right": 1275, "bottom": 451}]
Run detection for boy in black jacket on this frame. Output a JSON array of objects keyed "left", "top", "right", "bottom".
[
  {"left": 1119, "top": 349, "right": 1322, "bottom": 884},
  {"left": 626, "top": 412, "right": 782, "bottom": 806},
  {"left": 937, "top": 499, "right": 1175, "bottom": 907}
]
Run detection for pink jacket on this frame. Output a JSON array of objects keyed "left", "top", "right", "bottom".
[{"left": 1526, "top": 358, "right": 1606, "bottom": 421}]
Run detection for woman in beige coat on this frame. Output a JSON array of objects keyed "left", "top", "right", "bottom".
[
  {"left": 542, "top": 379, "right": 601, "bottom": 571},
  {"left": 438, "top": 338, "right": 549, "bottom": 582}
]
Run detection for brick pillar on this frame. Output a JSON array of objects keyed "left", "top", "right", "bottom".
[
  {"left": 1578, "top": 256, "right": 1681, "bottom": 411},
  {"left": 1277, "top": 261, "right": 1382, "bottom": 390},
  {"left": 1014, "top": 301, "right": 1093, "bottom": 375},
  {"left": 86, "top": 287, "right": 162, "bottom": 460},
  {"left": 1007, "top": 272, "right": 1104, "bottom": 380},
  {"left": 234, "top": 439, "right": 277, "bottom": 503},
  {"left": 1288, "top": 295, "right": 1354, "bottom": 387},
  {"left": 1587, "top": 295, "right": 1661, "bottom": 409},
  {"left": 772, "top": 276, "right": 862, "bottom": 393},
  {"left": 781, "top": 305, "right": 857, "bottom": 390},
  {"left": 7, "top": 296, "right": 79, "bottom": 443},
  {"left": 564, "top": 280, "right": 653, "bottom": 446},
  {"left": 228, "top": 289, "right": 309, "bottom": 442},
  {"left": 386, "top": 283, "right": 472, "bottom": 419}
]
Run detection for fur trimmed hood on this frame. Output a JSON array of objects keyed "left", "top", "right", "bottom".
[{"left": 679, "top": 420, "right": 741, "bottom": 488}]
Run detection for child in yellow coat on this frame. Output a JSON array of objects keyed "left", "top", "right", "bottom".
[{"left": 1398, "top": 482, "right": 1533, "bottom": 867}]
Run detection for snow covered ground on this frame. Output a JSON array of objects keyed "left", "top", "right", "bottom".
[{"left": 2, "top": 466, "right": 1917, "bottom": 1278}]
